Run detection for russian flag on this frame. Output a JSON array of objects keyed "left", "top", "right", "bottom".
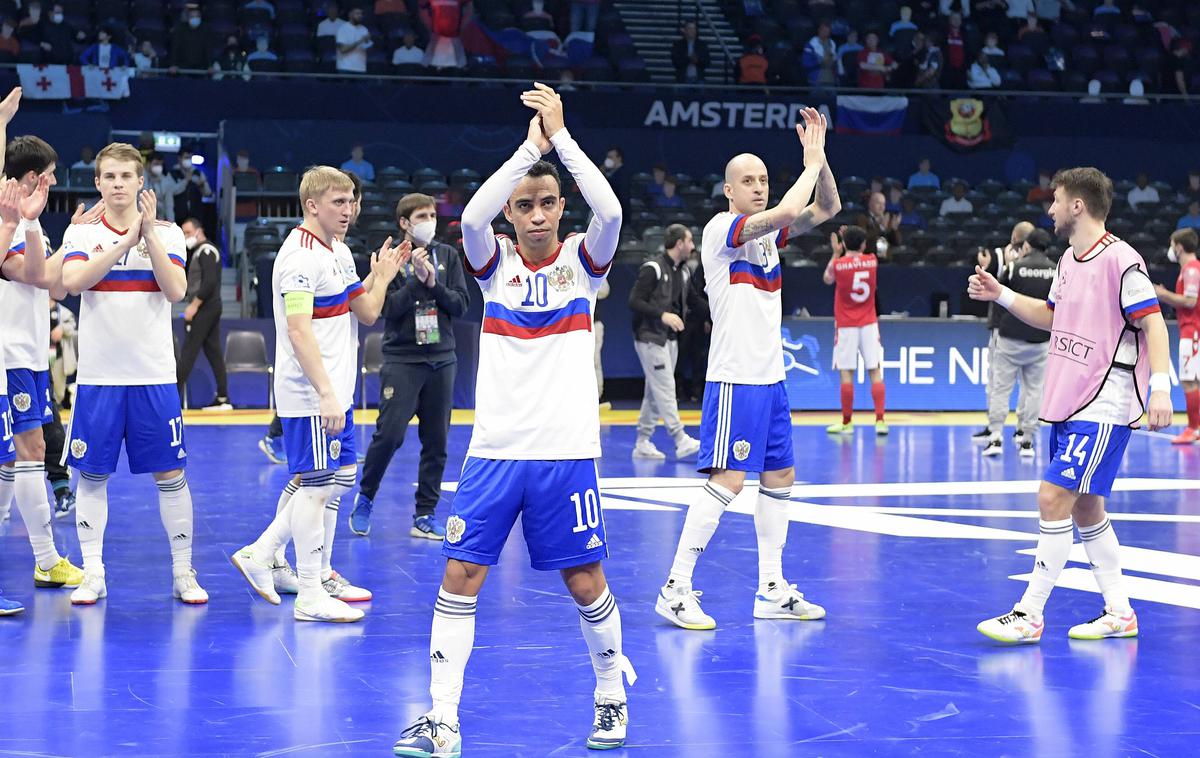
[
  {"left": 91, "top": 269, "right": 160, "bottom": 292},
  {"left": 482, "top": 297, "right": 593, "bottom": 340},
  {"left": 835, "top": 95, "right": 909, "bottom": 136},
  {"left": 729, "top": 260, "right": 781, "bottom": 292}
]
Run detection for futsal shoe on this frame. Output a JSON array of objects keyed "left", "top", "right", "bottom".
[
  {"left": 982, "top": 438, "right": 1003, "bottom": 457},
  {"left": 324, "top": 570, "right": 372, "bottom": 602},
  {"left": 655, "top": 582, "right": 716, "bottom": 630},
  {"left": 34, "top": 556, "right": 84, "bottom": 588},
  {"left": 272, "top": 561, "right": 299, "bottom": 595},
  {"left": 0, "top": 590, "right": 23, "bottom": 615},
  {"left": 632, "top": 438, "right": 666, "bottom": 459},
  {"left": 825, "top": 421, "right": 853, "bottom": 435},
  {"left": 875, "top": 420, "right": 889, "bottom": 436},
  {"left": 70, "top": 572, "right": 107, "bottom": 605},
  {"left": 412, "top": 514, "right": 445, "bottom": 540},
  {"left": 675, "top": 434, "right": 701, "bottom": 459},
  {"left": 173, "top": 568, "right": 209, "bottom": 604},
  {"left": 294, "top": 592, "right": 364, "bottom": 622},
  {"left": 587, "top": 697, "right": 629, "bottom": 750},
  {"left": 349, "top": 493, "right": 373, "bottom": 536},
  {"left": 230, "top": 547, "right": 282, "bottom": 605},
  {"left": 257, "top": 435, "right": 287, "bottom": 465},
  {"left": 1171, "top": 427, "right": 1198, "bottom": 445},
  {"left": 753, "top": 582, "right": 826, "bottom": 621},
  {"left": 977, "top": 606, "right": 1044, "bottom": 643},
  {"left": 1018, "top": 440, "right": 1035, "bottom": 459},
  {"left": 1068, "top": 606, "right": 1138, "bottom": 640},
  {"left": 393, "top": 714, "right": 462, "bottom": 758},
  {"left": 53, "top": 489, "right": 75, "bottom": 519}
]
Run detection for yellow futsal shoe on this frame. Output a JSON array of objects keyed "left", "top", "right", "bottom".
[
  {"left": 34, "top": 556, "right": 85, "bottom": 588},
  {"left": 825, "top": 422, "right": 854, "bottom": 435}
]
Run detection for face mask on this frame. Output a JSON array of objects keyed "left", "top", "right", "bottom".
[
  {"left": 52, "top": 13, "right": 63, "bottom": 23},
  {"left": 150, "top": 165, "right": 163, "bottom": 177},
  {"left": 188, "top": 16, "right": 201, "bottom": 28},
  {"left": 411, "top": 219, "right": 436, "bottom": 246},
  {"left": 1168, "top": 246, "right": 1178, "bottom": 264},
  {"left": 603, "top": 158, "right": 615, "bottom": 170},
  {"left": 185, "top": 235, "right": 197, "bottom": 249},
  {"left": 237, "top": 157, "right": 249, "bottom": 170}
]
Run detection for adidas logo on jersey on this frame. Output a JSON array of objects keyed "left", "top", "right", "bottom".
[
  {"left": 506, "top": 274, "right": 523, "bottom": 287},
  {"left": 1062, "top": 468, "right": 1077, "bottom": 481},
  {"left": 430, "top": 650, "right": 448, "bottom": 663},
  {"left": 585, "top": 533, "right": 604, "bottom": 550}
]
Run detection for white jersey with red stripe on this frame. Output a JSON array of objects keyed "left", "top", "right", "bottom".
[
  {"left": 0, "top": 217, "right": 54, "bottom": 371},
  {"left": 62, "top": 216, "right": 187, "bottom": 386},
  {"left": 467, "top": 233, "right": 609, "bottom": 459},
  {"left": 702, "top": 211, "right": 787, "bottom": 385},
  {"left": 272, "top": 226, "right": 364, "bottom": 417}
]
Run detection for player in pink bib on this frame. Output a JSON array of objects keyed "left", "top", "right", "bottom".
[{"left": 968, "top": 167, "right": 1173, "bottom": 644}]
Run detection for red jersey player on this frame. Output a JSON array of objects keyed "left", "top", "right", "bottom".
[
  {"left": 1155, "top": 228, "right": 1200, "bottom": 443},
  {"left": 823, "top": 224, "right": 886, "bottom": 434}
]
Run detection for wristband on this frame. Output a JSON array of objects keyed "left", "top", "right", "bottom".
[
  {"left": 1149, "top": 373, "right": 1170, "bottom": 395},
  {"left": 25, "top": 218, "right": 40, "bottom": 233},
  {"left": 996, "top": 286, "right": 1016, "bottom": 309}
]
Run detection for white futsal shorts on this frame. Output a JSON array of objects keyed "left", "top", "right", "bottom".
[
  {"left": 1180, "top": 336, "right": 1199, "bottom": 382},
  {"left": 832, "top": 323, "right": 882, "bottom": 371}
]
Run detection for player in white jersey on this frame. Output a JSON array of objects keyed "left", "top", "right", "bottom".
[
  {"left": 0, "top": 134, "right": 86, "bottom": 592},
  {"left": 393, "top": 85, "right": 632, "bottom": 757},
  {"left": 230, "top": 166, "right": 404, "bottom": 623},
  {"left": 59, "top": 142, "right": 207, "bottom": 606},
  {"left": 656, "top": 108, "right": 841, "bottom": 630}
]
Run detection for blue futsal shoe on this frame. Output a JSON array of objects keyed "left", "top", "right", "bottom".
[
  {"left": 411, "top": 514, "right": 446, "bottom": 540},
  {"left": 258, "top": 435, "right": 287, "bottom": 465},
  {"left": 0, "top": 590, "right": 24, "bottom": 615},
  {"left": 349, "top": 493, "right": 373, "bottom": 536}
]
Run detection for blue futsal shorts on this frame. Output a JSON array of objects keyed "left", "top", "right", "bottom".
[
  {"left": 0, "top": 396, "right": 14, "bottom": 465},
  {"left": 65, "top": 384, "right": 187, "bottom": 475},
  {"left": 5, "top": 368, "right": 52, "bottom": 434},
  {"left": 443, "top": 457, "right": 608, "bottom": 571},
  {"left": 696, "top": 380, "right": 795, "bottom": 474},
  {"left": 280, "top": 408, "right": 357, "bottom": 475},
  {"left": 1043, "top": 421, "right": 1133, "bottom": 498}
]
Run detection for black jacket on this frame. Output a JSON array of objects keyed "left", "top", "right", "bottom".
[
  {"left": 381, "top": 241, "right": 469, "bottom": 363},
  {"left": 671, "top": 37, "right": 710, "bottom": 81},
  {"left": 185, "top": 241, "right": 221, "bottom": 311},
  {"left": 998, "top": 251, "right": 1055, "bottom": 343},
  {"left": 630, "top": 252, "right": 688, "bottom": 345}
]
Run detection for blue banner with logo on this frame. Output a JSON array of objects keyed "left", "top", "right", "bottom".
[{"left": 782, "top": 318, "right": 1189, "bottom": 412}]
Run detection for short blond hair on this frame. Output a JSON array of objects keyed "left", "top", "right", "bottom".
[
  {"left": 300, "top": 165, "right": 355, "bottom": 206},
  {"left": 95, "top": 142, "right": 144, "bottom": 177}
]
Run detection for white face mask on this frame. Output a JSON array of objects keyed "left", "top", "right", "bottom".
[
  {"left": 411, "top": 219, "right": 436, "bottom": 247},
  {"left": 150, "top": 164, "right": 163, "bottom": 177},
  {"left": 185, "top": 235, "right": 197, "bottom": 249},
  {"left": 236, "top": 157, "right": 249, "bottom": 169},
  {"left": 51, "top": 13, "right": 63, "bottom": 23},
  {"left": 1168, "top": 245, "right": 1178, "bottom": 264},
  {"left": 603, "top": 158, "right": 615, "bottom": 169}
]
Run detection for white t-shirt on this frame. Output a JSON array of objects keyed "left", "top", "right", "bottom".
[
  {"left": 392, "top": 45, "right": 425, "bottom": 65},
  {"left": 272, "top": 227, "right": 364, "bottom": 417},
  {"left": 702, "top": 212, "right": 787, "bottom": 385},
  {"left": 336, "top": 23, "right": 372, "bottom": 72},
  {"left": 467, "top": 234, "right": 609, "bottom": 460},
  {"left": 0, "top": 217, "right": 53, "bottom": 371},
  {"left": 61, "top": 216, "right": 187, "bottom": 385},
  {"left": 939, "top": 197, "right": 973, "bottom": 216}
]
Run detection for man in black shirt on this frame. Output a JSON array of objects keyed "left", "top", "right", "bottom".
[
  {"left": 176, "top": 218, "right": 229, "bottom": 410},
  {"left": 628, "top": 223, "right": 701, "bottom": 460},
  {"left": 349, "top": 193, "right": 469, "bottom": 539},
  {"left": 169, "top": 4, "right": 215, "bottom": 74}
]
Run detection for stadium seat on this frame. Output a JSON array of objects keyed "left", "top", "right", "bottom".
[
  {"left": 225, "top": 330, "right": 273, "bottom": 408},
  {"left": 263, "top": 169, "right": 299, "bottom": 192}
]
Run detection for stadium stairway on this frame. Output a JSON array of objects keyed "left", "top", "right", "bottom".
[{"left": 613, "top": 0, "right": 742, "bottom": 84}]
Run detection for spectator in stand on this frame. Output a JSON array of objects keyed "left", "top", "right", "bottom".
[
  {"left": 602, "top": 146, "right": 631, "bottom": 216},
  {"left": 557, "top": 69, "right": 578, "bottom": 91},
  {"left": 913, "top": 30, "right": 943, "bottom": 88},
  {"left": 940, "top": 182, "right": 973, "bottom": 216},
  {"left": 392, "top": 31, "right": 425, "bottom": 66},
  {"left": 968, "top": 49, "right": 1001, "bottom": 88},
  {"left": 647, "top": 162, "right": 668, "bottom": 198},
  {"left": 885, "top": 182, "right": 904, "bottom": 213},
  {"left": 861, "top": 175, "right": 884, "bottom": 206},
  {"left": 169, "top": 4, "right": 215, "bottom": 74},
  {"left": 246, "top": 35, "right": 278, "bottom": 64},
  {"left": 907, "top": 157, "right": 940, "bottom": 190},
  {"left": 857, "top": 191, "right": 902, "bottom": 257},
  {"left": 420, "top": 0, "right": 470, "bottom": 69},
  {"left": 1006, "top": 0, "right": 1035, "bottom": 30},
  {"left": 18, "top": 2, "right": 42, "bottom": 38},
  {"left": 72, "top": 145, "right": 95, "bottom": 170},
  {"left": 81, "top": 26, "right": 132, "bottom": 68},
  {"left": 523, "top": 0, "right": 552, "bottom": 26},
  {"left": 944, "top": 12, "right": 967, "bottom": 88},
  {"left": 144, "top": 154, "right": 187, "bottom": 222},
  {"left": 214, "top": 34, "right": 248, "bottom": 80},
  {"left": 336, "top": 6, "right": 373, "bottom": 73},
  {"left": 0, "top": 19, "right": 18, "bottom": 59},
  {"left": 376, "top": 0, "right": 409, "bottom": 18},
  {"left": 1177, "top": 200, "right": 1200, "bottom": 231},
  {"left": 571, "top": 0, "right": 601, "bottom": 34},
  {"left": 341, "top": 144, "right": 375, "bottom": 183},
  {"left": 1127, "top": 173, "right": 1159, "bottom": 210},
  {"left": 1182, "top": 170, "right": 1200, "bottom": 205},
  {"left": 1093, "top": 0, "right": 1120, "bottom": 17},
  {"left": 134, "top": 39, "right": 158, "bottom": 72},
  {"left": 37, "top": 4, "right": 79, "bottom": 64},
  {"left": 939, "top": 0, "right": 970, "bottom": 15},
  {"left": 981, "top": 31, "right": 1005, "bottom": 64},
  {"left": 317, "top": 2, "right": 346, "bottom": 38},
  {"left": 972, "top": 0, "right": 1007, "bottom": 35},
  {"left": 233, "top": 149, "right": 261, "bottom": 220},
  {"left": 805, "top": 20, "right": 837, "bottom": 86},
  {"left": 653, "top": 176, "right": 685, "bottom": 209},
  {"left": 172, "top": 149, "right": 213, "bottom": 222},
  {"left": 672, "top": 20, "right": 710, "bottom": 83},
  {"left": 1026, "top": 170, "right": 1054, "bottom": 203},
  {"left": 857, "top": 32, "right": 896, "bottom": 89},
  {"left": 890, "top": 6, "right": 919, "bottom": 37},
  {"left": 1036, "top": 0, "right": 1075, "bottom": 22},
  {"left": 1168, "top": 40, "right": 1194, "bottom": 97},
  {"left": 898, "top": 195, "right": 927, "bottom": 229},
  {"left": 243, "top": 0, "right": 276, "bottom": 20},
  {"left": 836, "top": 29, "right": 863, "bottom": 82},
  {"left": 738, "top": 35, "right": 769, "bottom": 84},
  {"left": 1017, "top": 12, "right": 1044, "bottom": 40}
]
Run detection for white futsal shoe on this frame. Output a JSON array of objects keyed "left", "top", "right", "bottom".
[
  {"left": 977, "top": 605, "right": 1045, "bottom": 643},
  {"left": 655, "top": 581, "right": 716, "bottom": 630},
  {"left": 173, "top": 568, "right": 209, "bottom": 604},
  {"left": 231, "top": 546, "right": 281, "bottom": 605},
  {"left": 674, "top": 434, "right": 701, "bottom": 460},
  {"left": 272, "top": 561, "right": 300, "bottom": 595},
  {"left": 632, "top": 438, "right": 666, "bottom": 460},
  {"left": 393, "top": 714, "right": 462, "bottom": 757},
  {"left": 294, "top": 592, "right": 364, "bottom": 622},
  {"left": 753, "top": 581, "right": 826, "bottom": 620},
  {"left": 70, "top": 571, "right": 107, "bottom": 605},
  {"left": 324, "top": 570, "right": 372, "bottom": 602},
  {"left": 1068, "top": 606, "right": 1138, "bottom": 640},
  {"left": 587, "top": 697, "right": 629, "bottom": 750}
]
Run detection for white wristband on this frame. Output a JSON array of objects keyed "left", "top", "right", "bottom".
[
  {"left": 1149, "top": 373, "right": 1170, "bottom": 394},
  {"left": 996, "top": 286, "right": 1016, "bottom": 309},
  {"left": 25, "top": 218, "right": 40, "bottom": 233}
]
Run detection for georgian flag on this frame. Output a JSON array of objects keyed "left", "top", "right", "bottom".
[{"left": 16, "top": 64, "right": 131, "bottom": 100}]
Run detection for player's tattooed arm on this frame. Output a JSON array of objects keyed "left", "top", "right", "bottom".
[
  {"left": 790, "top": 163, "right": 841, "bottom": 237},
  {"left": 735, "top": 108, "right": 826, "bottom": 243}
]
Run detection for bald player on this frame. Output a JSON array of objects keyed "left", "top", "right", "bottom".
[{"left": 655, "top": 108, "right": 841, "bottom": 630}]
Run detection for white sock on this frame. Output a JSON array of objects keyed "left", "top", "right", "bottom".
[
  {"left": 1019, "top": 518, "right": 1074, "bottom": 616},
  {"left": 0, "top": 465, "right": 14, "bottom": 518},
  {"left": 272, "top": 480, "right": 298, "bottom": 566},
  {"left": 1078, "top": 517, "right": 1131, "bottom": 612},
  {"left": 322, "top": 467, "right": 357, "bottom": 580},
  {"left": 667, "top": 481, "right": 735, "bottom": 588},
  {"left": 13, "top": 461, "right": 59, "bottom": 570},
  {"left": 755, "top": 485, "right": 791, "bottom": 590},
  {"left": 291, "top": 472, "right": 334, "bottom": 595},
  {"left": 577, "top": 586, "right": 629, "bottom": 701},
  {"left": 76, "top": 472, "right": 110, "bottom": 575},
  {"left": 156, "top": 473, "right": 194, "bottom": 573},
  {"left": 429, "top": 588, "right": 477, "bottom": 726}
]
